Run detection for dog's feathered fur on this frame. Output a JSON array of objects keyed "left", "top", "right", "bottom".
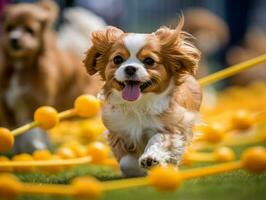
[{"left": 84, "top": 19, "right": 202, "bottom": 177}]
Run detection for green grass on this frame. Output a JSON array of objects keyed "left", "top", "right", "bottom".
[{"left": 7, "top": 143, "right": 266, "bottom": 200}]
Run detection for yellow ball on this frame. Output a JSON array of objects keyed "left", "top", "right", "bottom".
[
  {"left": 203, "top": 123, "right": 225, "bottom": 143},
  {"left": 0, "top": 156, "right": 13, "bottom": 172},
  {"left": 242, "top": 146, "right": 266, "bottom": 173},
  {"left": 12, "top": 154, "right": 35, "bottom": 172},
  {"left": 64, "top": 143, "right": 87, "bottom": 158},
  {"left": 34, "top": 106, "right": 59, "bottom": 130},
  {"left": 180, "top": 153, "right": 193, "bottom": 166},
  {"left": 214, "top": 147, "right": 235, "bottom": 162},
  {"left": 74, "top": 95, "right": 100, "bottom": 118},
  {"left": 81, "top": 122, "right": 105, "bottom": 141},
  {"left": 0, "top": 174, "right": 22, "bottom": 199},
  {"left": 0, "top": 128, "right": 14, "bottom": 152},
  {"left": 56, "top": 147, "right": 76, "bottom": 159},
  {"left": 33, "top": 149, "right": 52, "bottom": 160},
  {"left": 231, "top": 109, "right": 254, "bottom": 130},
  {"left": 33, "top": 150, "right": 54, "bottom": 173},
  {"left": 149, "top": 165, "right": 181, "bottom": 191},
  {"left": 87, "top": 142, "right": 110, "bottom": 163},
  {"left": 71, "top": 176, "right": 103, "bottom": 198}
]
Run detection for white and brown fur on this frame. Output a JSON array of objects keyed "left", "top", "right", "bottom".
[{"left": 84, "top": 19, "right": 202, "bottom": 177}]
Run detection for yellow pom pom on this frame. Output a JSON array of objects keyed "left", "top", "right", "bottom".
[
  {"left": 12, "top": 154, "right": 35, "bottom": 172},
  {"left": 87, "top": 142, "right": 110, "bottom": 163},
  {"left": 0, "top": 174, "right": 22, "bottom": 199},
  {"left": 180, "top": 153, "right": 193, "bottom": 166},
  {"left": 214, "top": 147, "right": 235, "bottom": 162},
  {"left": 33, "top": 149, "right": 52, "bottom": 160},
  {"left": 149, "top": 165, "right": 181, "bottom": 191},
  {"left": 71, "top": 176, "right": 103, "bottom": 198},
  {"left": 64, "top": 142, "right": 87, "bottom": 158},
  {"left": 242, "top": 146, "right": 266, "bottom": 173},
  {"left": 203, "top": 123, "right": 225, "bottom": 143},
  {"left": 231, "top": 109, "right": 254, "bottom": 130},
  {"left": 33, "top": 149, "right": 54, "bottom": 173},
  {"left": 0, "top": 156, "right": 13, "bottom": 172},
  {"left": 81, "top": 122, "right": 105, "bottom": 141},
  {"left": 34, "top": 106, "right": 59, "bottom": 130},
  {"left": 56, "top": 147, "right": 76, "bottom": 159},
  {"left": 0, "top": 128, "right": 14, "bottom": 152},
  {"left": 74, "top": 95, "right": 100, "bottom": 118}
]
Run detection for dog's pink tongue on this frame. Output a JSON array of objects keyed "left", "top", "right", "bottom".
[{"left": 122, "top": 83, "right": 141, "bottom": 101}]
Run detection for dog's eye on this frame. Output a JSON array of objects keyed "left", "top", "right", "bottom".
[
  {"left": 25, "top": 27, "right": 34, "bottom": 35},
  {"left": 5, "top": 25, "right": 13, "bottom": 32},
  {"left": 143, "top": 57, "right": 155, "bottom": 66},
  {"left": 113, "top": 55, "right": 124, "bottom": 65}
]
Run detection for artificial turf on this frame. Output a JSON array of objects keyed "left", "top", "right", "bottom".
[{"left": 10, "top": 143, "right": 266, "bottom": 200}]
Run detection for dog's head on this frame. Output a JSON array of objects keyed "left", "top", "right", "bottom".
[
  {"left": 1, "top": 0, "right": 58, "bottom": 59},
  {"left": 84, "top": 18, "right": 200, "bottom": 101}
]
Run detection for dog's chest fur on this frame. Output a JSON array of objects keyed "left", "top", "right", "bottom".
[
  {"left": 4, "top": 63, "right": 45, "bottom": 112},
  {"left": 102, "top": 82, "right": 175, "bottom": 144},
  {"left": 5, "top": 65, "right": 30, "bottom": 110}
]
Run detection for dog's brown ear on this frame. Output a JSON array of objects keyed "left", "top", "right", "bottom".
[
  {"left": 155, "top": 16, "right": 201, "bottom": 75},
  {"left": 37, "top": 0, "right": 59, "bottom": 25},
  {"left": 83, "top": 26, "right": 124, "bottom": 77},
  {"left": 0, "top": 6, "right": 10, "bottom": 25}
]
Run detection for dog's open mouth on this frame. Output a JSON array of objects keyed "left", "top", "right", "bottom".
[{"left": 117, "top": 80, "right": 153, "bottom": 101}]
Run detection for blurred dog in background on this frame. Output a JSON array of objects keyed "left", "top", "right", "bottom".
[
  {"left": 227, "top": 28, "right": 266, "bottom": 85},
  {"left": 0, "top": 0, "right": 102, "bottom": 153},
  {"left": 183, "top": 8, "right": 229, "bottom": 78}
]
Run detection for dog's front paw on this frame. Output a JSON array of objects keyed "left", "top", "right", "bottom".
[{"left": 139, "top": 155, "right": 161, "bottom": 169}]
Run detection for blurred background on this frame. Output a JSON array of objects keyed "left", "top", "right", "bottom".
[{"left": 1, "top": 0, "right": 266, "bottom": 88}]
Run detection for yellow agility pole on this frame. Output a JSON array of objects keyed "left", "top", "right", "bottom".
[
  {"left": 0, "top": 156, "right": 91, "bottom": 168},
  {"left": 12, "top": 122, "right": 39, "bottom": 136},
  {"left": 199, "top": 54, "right": 266, "bottom": 86}
]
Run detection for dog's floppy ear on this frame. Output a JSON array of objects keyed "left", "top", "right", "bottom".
[
  {"left": 0, "top": 6, "right": 10, "bottom": 25},
  {"left": 155, "top": 17, "right": 201, "bottom": 75},
  {"left": 83, "top": 26, "right": 124, "bottom": 77},
  {"left": 37, "top": 0, "right": 59, "bottom": 25}
]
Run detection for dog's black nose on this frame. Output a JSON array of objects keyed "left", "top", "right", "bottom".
[
  {"left": 125, "top": 66, "right": 137, "bottom": 77},
  {"left": 10, "top": 38, "right": 21, "bottom": 49}
]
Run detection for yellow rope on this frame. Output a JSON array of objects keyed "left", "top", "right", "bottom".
[
  {"left": 103, "top": 178, "right": 149, "bottom": 190},
  {"left": 194, "top": 131, "right": 264, "bottom": 150},
  {"left": 12, "top": 122, "right": 39, "bottom": 136},
  {"left": 188, "top": 152, "right": 216, "bottom": 162},
  {"left": 199, "top": 54, "right": 266, "bottom": 86},
  {"left": 22, "top": 184, "right": 75, "bottom": 196},
  {"left": 181, "top": 161, "right": 243, "bottom": 179},
  {"left": 58, "top": 109, "right": 76, "bottom": 120},
  {"left": 0, "top": 156, "right": 91, "bottom": 168},
  {"left": 11, "top": 109, "right": 75, "bottom": 137}
]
